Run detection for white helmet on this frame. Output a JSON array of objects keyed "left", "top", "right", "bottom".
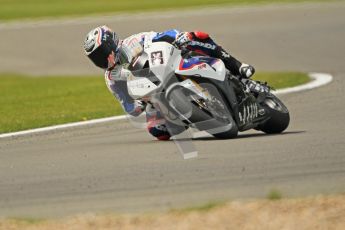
[{"left": 83, "top": 25, "right": 119, "bottom": 69}]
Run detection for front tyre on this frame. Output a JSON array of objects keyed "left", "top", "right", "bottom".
[
  {"left": 196, "top": 83, "right": 238, "bottom": 139},
  {"left": 211, "top": 116, "right": 238, "bottom": 139},
  {"left": 204, "top": 85, "right": 238, "bottom": 139},
  {"left": 259, "top": 95, "right": 290, "bottom": 134},
  {"left": 167, "top": 84, "right": 238, "bottom": 139}
]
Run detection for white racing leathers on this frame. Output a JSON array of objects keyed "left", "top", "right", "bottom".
[{"left": 104, "top": 32, "right": 174, "bottom": 140}]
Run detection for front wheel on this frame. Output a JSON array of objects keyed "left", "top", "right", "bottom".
[
  {"left": 196, "top": 83, "right": 238, "bottom": 139},
  {"left": 167, "top": 83, "right": 238, "bottom": 139},
  {"left": 258, "top": 95, "right": 290, "bottom": 134},
  {"left": 211, "top": 117, "right": 238, "bottom": 139}
]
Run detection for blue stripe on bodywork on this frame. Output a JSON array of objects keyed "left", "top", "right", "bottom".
[
  {"left": 180, "top": 56, "right": 218, "bottom": 70},
  {"left": 152, "top": 29, "right": 180, "bottom": 43}
]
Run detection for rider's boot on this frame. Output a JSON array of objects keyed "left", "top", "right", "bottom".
[
  {"left": 217, "top": 48, "right": 268, "bottom": 93},
  {"left": 241, "top": 78, "right": 271, "bottom": 94}
]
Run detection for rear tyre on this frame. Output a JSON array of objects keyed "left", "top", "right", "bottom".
[{"left": 258, "top": 95, "right": 290, "bottom": 134}]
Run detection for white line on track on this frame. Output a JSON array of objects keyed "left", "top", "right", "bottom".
[
  {"left": 274, "top": 73, "right": 333, "bottom": 95},
  {"left": 0, "top": 73, "right": 333, "bottom": 139},
  {"left": 0, "top": 116, "right": 127, "bottom": 139}
]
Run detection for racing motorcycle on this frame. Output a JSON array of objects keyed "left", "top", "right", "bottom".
[{"left": 126, "top": 36, "right": 290, "bottom": 139}]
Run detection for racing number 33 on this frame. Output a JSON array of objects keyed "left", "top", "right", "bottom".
[{"left": 151, "top": 51, "right": 164, "bottom": 65}]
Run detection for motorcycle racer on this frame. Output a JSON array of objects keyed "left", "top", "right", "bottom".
[{"left": 83, "top": 25, "right": 262, "bottom": 140}]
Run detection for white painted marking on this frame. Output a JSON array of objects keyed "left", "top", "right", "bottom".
[
  {"left": 183, "top": 151, "right": 198, "bottom": 160},
  {"left": 0, "top": 116, "right": 127, "bottom": 139},
  {"left": 274, "top": 73, "right": 333, "bottom": 95},
  {"left": 0, "top": 73, "right": 333, "bottom": 139}
]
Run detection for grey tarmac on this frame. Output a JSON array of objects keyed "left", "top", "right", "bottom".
[{"left": 0, "top": 2, "right": 345, "bottom": 218}]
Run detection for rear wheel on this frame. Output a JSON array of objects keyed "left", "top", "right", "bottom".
[{"left": 258, "top": 95, "right": 290, "bottom": 134}]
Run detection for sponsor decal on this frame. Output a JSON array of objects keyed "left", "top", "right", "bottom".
[
  {"left": 221, "top": 50, "right": 230, "bottom": 58},
  {"left": 128, "top": 81, "right": 151, "bottom": 89},
  {"left": 179, "top": 57, "right": 217, "bottom": 70},
  {"left": 198, "top": 63, "right": 207, "bottom": 69},
  {"left": 170, "top": 47, "right": 175, "bottom": 56},
  {"left": 151, "top": 51, "right": 164, "bottom": 65},
  {"left": 188, "top": 41, "right": 217, "bottom": 50}
]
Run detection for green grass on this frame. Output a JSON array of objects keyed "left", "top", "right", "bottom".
[
  {"left": 267, "top": 189, "right": 283, "bottom": 200},
  {"left": 253, "top": 72, "right": 309, "bottom": 89},
  {"left": 171, "top": 201, "right": 226, "bottom": 213},
  {"left": 7, "top": 217, "right": 45, "bottom": 225},
  {"left": 0, "top": 72, "right": 309, "bottom": 134},
  {"left": 0, "top": 0, "right": 324, "bottom": 21},
  {"left": 0, "top": 74, "right": 122, "bottom": 133}
]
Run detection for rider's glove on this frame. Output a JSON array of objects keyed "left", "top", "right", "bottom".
[
  {"left": 239, "top": 63, "right": 255, "bottom": 79},
  {"left": 174, "top": 32, "right": 193, "bottom": 49}
]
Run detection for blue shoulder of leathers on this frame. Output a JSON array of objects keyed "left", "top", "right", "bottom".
[{"left": 152, "top": 29, "right": 180, "bottom": 43}]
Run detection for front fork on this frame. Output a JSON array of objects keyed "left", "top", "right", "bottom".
[{"left": 227, "top": 75, "right": 271, "bottom": 131}]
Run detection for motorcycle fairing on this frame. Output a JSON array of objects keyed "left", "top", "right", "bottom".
[
  {"left": 175, "top": 56, "right": 226, "bottom": 81},
  {"left": 127, "top": 74, "right": 159, "bottom": 99},
  {"left": 144, "top": 41, "right": 181, "bottom": 84},
  {"left": 178, "top": 56, "right": 218, "bottom": 70}
]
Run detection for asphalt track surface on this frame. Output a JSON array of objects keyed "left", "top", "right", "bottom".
[{"left": 1, "top": 2, "right": 345, "bottom": 218}]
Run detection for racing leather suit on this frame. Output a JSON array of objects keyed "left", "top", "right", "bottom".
[{"left": 105, "top": 29, "right": 253, "bottom": 140}]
